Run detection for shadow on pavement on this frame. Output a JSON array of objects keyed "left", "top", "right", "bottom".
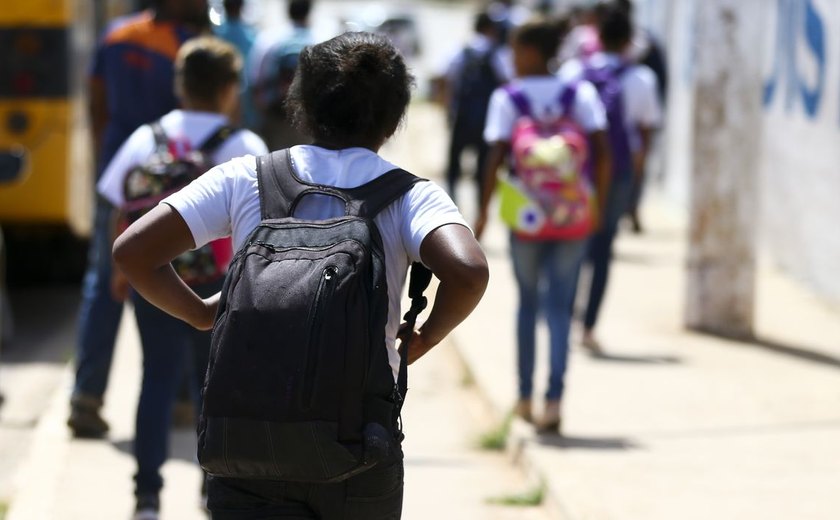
[
  {"left": 694, "top": 329, "right": 840, "bottom": 371},
  {"left": 745, "top": 335, "right": 840, "bottom": 370},
  {"left": 2, "top": 285, "right": 80, "bottom": 365},
  {"left": 588, "top": 351, "right": 681, "bottom": 365},
  {"left": 534, "top": 434, "right": 639, "bottom": 450}
]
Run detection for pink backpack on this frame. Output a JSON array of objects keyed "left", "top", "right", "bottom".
[{"left": 500, "top": 83, "right": 595, "bottom": 240}]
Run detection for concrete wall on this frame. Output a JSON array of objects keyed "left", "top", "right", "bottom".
[{"left": 636, "top": 0, "right": 840, "bottom": 305}]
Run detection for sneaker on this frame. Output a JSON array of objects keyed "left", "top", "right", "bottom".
[
  {"left": 67, "top": 394, "right": 109, "bottom": 439},
  {"left": 132, "top": 494, "right": 159, "bottom": 520}
]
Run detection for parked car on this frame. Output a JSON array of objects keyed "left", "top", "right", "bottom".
[{"left": 341, "top": 8, "right": 421, "bottom": 58}]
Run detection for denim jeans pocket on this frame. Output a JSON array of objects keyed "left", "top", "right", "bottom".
[{"left": 344, "top": 460, "right": 404, "bottom": 519}]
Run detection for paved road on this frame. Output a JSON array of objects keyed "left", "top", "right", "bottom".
[{"left": 0, "top": 285, "right": 80, "bottom": 505}]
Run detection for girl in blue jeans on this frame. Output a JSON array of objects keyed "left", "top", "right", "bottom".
[{"left": 476, "top": 20, "right": 610, "bottom": 433}]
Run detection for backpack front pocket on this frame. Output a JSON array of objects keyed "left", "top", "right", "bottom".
[{"left": 303, "top": 265, "right": 339, "bottom": 409}]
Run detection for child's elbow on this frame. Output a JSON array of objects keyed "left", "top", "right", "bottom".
[
  {"left": 112, "top": 232, "right": 136, "bottom": 274},
  {"left": 467, "top": 255, "right": 490, "bottom": 294}
]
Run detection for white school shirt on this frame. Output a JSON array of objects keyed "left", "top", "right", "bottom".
[
  {"left": 483, "top": 75, "right": 607, "bottom": 143},
  {"left": 162, "top": 146, "right": 469, "bottom": 380},
  {"left": 97, "top": 109, "right": 269, "bottom": 207},
  {"left": 557, "top": 52, "right": 662, "bottom": 152}
]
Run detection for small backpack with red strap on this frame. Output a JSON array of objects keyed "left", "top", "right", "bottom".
[
  {"left": 499, "top": 82, "right": 595, "bottom": 240},
  {"left": 121, "top": 121, "right": 237, "bottom": 285}
]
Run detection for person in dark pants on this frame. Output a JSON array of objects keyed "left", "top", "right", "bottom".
[
  {"left": 96, "top": 37, "right": 268, "bottom": 518},
  {"left": 112, "top": 32, "right": 488, "bottom": 519},
  {"left": 443, "top": 12, "right": 509, "bottom": 208},
  {"left": 69, "top": 0, "right": 209, "bottom": 439},
  {"left": 558, "top": 7, "right": 661, "bottom": 352}
]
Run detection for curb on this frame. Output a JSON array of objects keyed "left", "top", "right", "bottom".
[
  {"left": 447, "top": 337, "right": 575, "bottom": 520},
  {"left": 5, "top": 366, "right": 72, "bottom": 520}
]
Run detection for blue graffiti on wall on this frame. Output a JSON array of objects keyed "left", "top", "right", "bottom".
[{"left": 763, "top": 0, "right": 826, "bottom": 119}]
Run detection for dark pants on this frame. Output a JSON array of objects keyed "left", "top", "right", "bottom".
[
  {"left": 582, "top": 177, "right": 634, "bottom": 330},
  {"left": 207, "top": 450, "right": 404, "bottom": 519},
  {"left": 446, "top": 120, "right": 488, "bottom": 208},
  {"left": 132, "top": 280, "right": 222, "bottom": 496}
]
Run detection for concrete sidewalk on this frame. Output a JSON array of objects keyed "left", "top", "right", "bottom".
[{"left": 451, "top": 195, "right": 840, "bottom": 520}]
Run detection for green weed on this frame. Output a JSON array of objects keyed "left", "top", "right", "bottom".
[
  {"left": 487, "top": 480, "right": 546, "bottom": 507},
  {"left": 477, "top": 412, "right": 512, "bottom": 451}
]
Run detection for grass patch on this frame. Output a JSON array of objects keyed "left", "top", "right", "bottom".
[
  {"left": 459, "top": 362, "right": 476, "bottom": 388},
  {"left": 477, "top": 412, "right": 512, "bottom": 451},
  {"left": 487, "top": 481, "right": 546, "bottom": 507}
]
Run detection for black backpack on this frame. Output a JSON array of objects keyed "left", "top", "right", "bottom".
[
  {"left": 452, "top": 46, "right": 503, "bottom": 136},
  {"left": 198, "top": 149, "right": 432, "bottom": 482},
  {"left": 122, "top": 122, "right": 237, "bottom": 285}
]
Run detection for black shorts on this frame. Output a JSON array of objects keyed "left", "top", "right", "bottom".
[{"left": 207, "top": 450, "right": 404, "bottom": 520}]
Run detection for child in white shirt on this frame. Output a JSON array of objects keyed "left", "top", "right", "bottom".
[
  {"left": 113, "top": 32, "right": 488, "bottom": 519},
  {"left": 98, "top": 36, "right": 267, "bottom": 519},
  {"left": 476, "top": 19, "right": 610, "bottom": 434}
]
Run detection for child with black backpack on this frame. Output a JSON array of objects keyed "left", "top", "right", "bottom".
[
  {"left": 113, "top": 32, "right": 488, "bottom": 519},
  {"left": 443, "top": 11, "right": 511, "bottom": 207},
  {"left": 97, "top": 37, "right": 267, "bottom": 519}
]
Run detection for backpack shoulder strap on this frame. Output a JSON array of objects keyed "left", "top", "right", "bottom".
[
  {"left": 397, "top": 261, "right": 433, "bottom": 403},
  {"left": 344, "top": 170, "right": 427, "bottom": 219},
  {"left": 256, "top": 149, "right": 311, "bottom": 220},
  {"left": 149, "top": 121, "right": 169, "bottom": 152},
  {"left": 257, "top": 149, "right": 427, "bottom": 221},
  {"left": 198, "top": 125, "right": 238, "bottom": 154},
  {"left": 558, "top": 81, "right": 579, "bottom": 116},
  {"left": 504, "top": 84, "right": 532, "bottom": 117}
]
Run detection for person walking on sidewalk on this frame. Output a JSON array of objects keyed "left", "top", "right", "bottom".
[
  {"left": 475, "top": 19, "right": 610, "bottom": 433},
  {"left": 249, "top": 0, "right": 314, "bottom": 149},
  {"left": 213, "top": 0, "right": 258, "bottom": 128},
  {"left": 97, "top": 37, "right": 268, "bottom": 519},
  {"left": 113, "top": 32, "right": 488, "bottom": 519},
  {"left": 69, "top": 0, "right": 210, "bottom": 439},
  {"left": 442, "top": 11, "right": 510, "bottom": 208},
  {"left": 558, "top": 6, "right": 661, "bottom": 352}
]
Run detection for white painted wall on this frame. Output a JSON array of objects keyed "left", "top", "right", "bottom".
[{"left": 637, "top": 0, "right": 840, "bottom": 305}]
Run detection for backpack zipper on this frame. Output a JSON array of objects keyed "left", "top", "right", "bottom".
[{"left": 303, "top": 266, "right": 338, "bottom": 408}]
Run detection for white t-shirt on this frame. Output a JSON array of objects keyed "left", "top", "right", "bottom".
[
  {"left": 483, "top": 76, "right": 607, "bottom": 143},
  {"left": 97, "top": 110, "right": 269, "bottom": 207},
  {"left": 557, "top": 52, "right": 662, "bottom": 151},
  {"left": 162, "top": 145, "right": 469, "bottom": 380}
]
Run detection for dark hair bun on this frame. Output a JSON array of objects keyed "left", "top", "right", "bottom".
[{"left": 286, "top": 32, "right": 415, "bottom": 146}]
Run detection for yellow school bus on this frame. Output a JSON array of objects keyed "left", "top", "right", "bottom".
[{"left": 0, "top": 0, "right": 96, "bottom": 238}]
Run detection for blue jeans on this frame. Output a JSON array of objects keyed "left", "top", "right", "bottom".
[
  {"left": 73, "top": 199, "right": 125, "bottom": 399},
  {"left": 582, "top": 177, "right": 634, "bottom": 330},
  {"left": 132, "top": 280, "right": 221, "bottom": 497},
  {"left": 510, "top": 235, "right": 587, "bottom": 401}
]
